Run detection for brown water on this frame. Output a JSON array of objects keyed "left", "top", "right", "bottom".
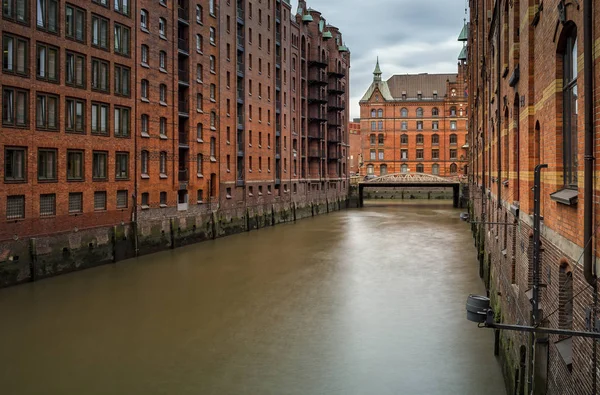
[{"left": 0, "top": 202, "right": 506, "bottom": 395}]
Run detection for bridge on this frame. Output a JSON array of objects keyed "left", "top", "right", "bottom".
[{"left": 358, "top": 173, "right": 463, "bottom": 208}]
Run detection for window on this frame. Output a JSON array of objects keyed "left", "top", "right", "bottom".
[
  {"left": 91, "top": 102, "right": 109, "bottom": 135},
  {"left": 371, "top": 121, "right": 376, "bottom": 131},
  {"left": 450, "top": 107, "right": 457, "bottom": 116},
  {"left": 141, "top": 150, "right": 149, "bottom": 176},
  {"left": 36, "top": 0, "right": 58, "bottom": 32},
  {"left": 197, "top": 153, "right": 203, "bottom": 175},
  {"left": 159, "top": 151, "right": 167, "bottom": 176},
  {"left": 416, "top": 164, "right": 424, "bottom": 173},
  {"left": 115, "top": 152, "right": 129, "bottom": 179},
  {"left": 38, "top": 148, "right": 56, "bottom": 181},
  {"left": 40, "top": 193, "right": 55, "bottom": 217},
  {"left": 114, "top": 0, "right": 129, "bottom": 15},
  {"left": 210, "top": 111, "right": 216, "bottom": 129},
  {"left": 141, "top": 114, "right": 149, "bottom": 136},
  {"left": 159, "top": 51, "right": 166, "bottom": 70},
  {"left": 2, "top": 34, "right": 28, "bottom": 76},
  {"left": 159, "top": 17, "right": 166, "bottom": 38},
  {"left": 401, "top": 108, "right": 408, "bottom": 117},
  {"left": 400, "top": 149, "right": 408, "bottom": 160},
  {"left": 450, "top": 163, "right": 458, "bottom": 173},
  {"left": 2, "top": 87, "right": 28, "bottom": 127},
  {"left": 209, "top": 0, "right": 214, "bottom": 15},
  {"left": 197, "top": 93, "right": 203, "bottom": 112},
  {"left": 67, "top": 150, "right": 84, "bottom": 180},
  {"left": 450, "top": 121, "right": 457, "bottom": 130},
  {"left": 159, "top": 84, "right": 167, "bottom": 104},
  {"left": 35, "top": 93, "right": 58, "bottom": 130},
  {"left": 91, "top": 58, "right": 109, "bottom": 92},
  {"left": 6, "top": 195, "right": 25, "bottom": 219},
  {"left": 94, "top": 191, "right": 107, "bottom": 211},
  {"left": 450, "top": 134, "right": 457, "bottom": 145},
  {"left": 378, "top": 150, "right": 384, "bottom": 160},
  {"left": 432, "top": 149, "right": 439, "bottom": 160},
  {"left": 416, "top": 149, "right": 424, "bottom": 160},
  {"left": 401, "top": 164, "right": 408, "bottom": 174},
  {"left": 400, "top": 121, "right": 407, "bottom": 130},
  {"left": 160, "top": 191, "right": 167, "bottom": 206},
  {"left": 114, "top": 65, "right": 130, "bottom": 96},
  {"left": 114, "top": 106, "right": 130, "bottom": 137},
  {"left": 66, "top": 51, "right": 85, "bottom": 88},
  {"left": 378, "top": 121, "right": 383, "bottom": 130},
  {"left": 416, "top": 107, "right": 423, "bottom": 117},
  {"left": 65, "top": 191, "right": 84, "bottom": 214},
  {"left": 141, "top": 192, "right": 149, "bottom": 207},
  {"left": 432, "top": 164, "right": 439, "bottom": 175},
  {"left": 140, "top": 9, "right": 148, "bottom": 30},
  {"left": 210, "top": 27, "right": 216, "bottom": 44},
  {"left": 36, "top": 43, "right": 58, "bottom": 82},
  {"left": 432, "top": 134, "right": 439, "bottom": 145},
  {"left": 562, "top": 29, "right": 578, "bottom": 188},
  {"left": 196, "top": 5, "right": 202, "bottom": 23},
  {"left": 3, "top": 0, "right": 28, "bottom": 23},
  {"left": 116, "top": 190, "right": 128, "bottom": 208},
  {"left": 141, "top": 79, "right": 149, "bottom": 100},
  {"left": 377, "top": 109, "right": 383, "bottom": 118},
  {"left": 378, "top": 134, "right": 384, "bottom": 145},
  {"left": 196, "top": 64, "right": 203, "bottom": 82},
  {"left": 114, "top": 24, "right": 130, "bottom": 56},
  {"left": 401, "top": 134, "right": 408, "bottom": 144},
  {"left": 92, "top": 151, "right": 107, "bottom": 180},
  {"left": 141, "top": 45, "right": 148, "bottom": 65},
  {"left": 417, "top": 121, "right": 423, "bottom": 130},
  {"left": 160, "top": 117, "right": 167, "bottom": 137},
  {"left": 450, "top": 149, "right": 457, "bottom": 159},
  {"left": 4, "top": 147, "right": 26, "bottom": 181},
  {"left": 366, "top": 164, "right": 374, "bottom": 175},
  {"left": 65, "top": 4, "right": 85, "bottom": 42},
  {"left": 432, "top": 107, "right": 439, "bottom": 117},
  {"left": 416, "top": 134, "right": 424, "bottom": 144},
  {"left": 210, "top": 56, "right": 215, "bottom": 72},
  {"left": 370, "top": 109, "right": 376, "bottom": 118},
  {"left": 91, "top": 15, "right": 109, "bottom": 49},
  {"left": 210, "top": 137, "right": 216, "bottom": 159},
  {"left": 197, "top": 189, "right": 203, "bottom": 203},
  {"left": 65, "top": 97, "right": 85, "bottom": 133},
  {"left": 196, "top": 123, "right": 203, "bottom": 141},
  {"left": 196, "top": 34, "right": 203, "bottom": 52},
  {"left": 210, "top": 84, "right": 216, "bottom": 101}
]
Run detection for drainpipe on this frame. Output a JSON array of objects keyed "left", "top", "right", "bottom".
[
  {"left": 583, "top": 0, "right": 595, "bottom": 287},
  {"left": 496, "top": 0, "right": 502, "bottom": 212}
]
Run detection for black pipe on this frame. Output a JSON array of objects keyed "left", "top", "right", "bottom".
[
  {"left": 583, "top": 0, "right": 595, "bottom": 287},
  {"left": 496, "top": 0, "right": 502, "bottom": 213}
]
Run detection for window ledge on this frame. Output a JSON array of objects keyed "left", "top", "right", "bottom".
[
  {"left": 160, "top": 174, "right": 167, "bottom": 179},
  {"left": 141, "top": 63, "right": 150, "bottom": 69},
  {"left": 159, "top": 68, "right": 167, "bottom": 74},
  {"left": 550, "top": 188, "right": 578, "bottom": 206},
  {"left": 141, "top": 132, "right": 150, "bottom": 138},
  {"left": 197, "top": 174, "right": 204, "bottom": 178},
  {"left": 160, "top": 35, "right": 167, "bottom": 41},
  {"left": 159, "top": 101, "right": 167, "bottom": 107},
  {"left": 141, "top": 98, "right": 150, "bottom": 103},
  {"left": 141, "top": 27, "right": 150, "bottom": 34},
  {"left": 160, "top": 134, "right": 168, "bottom": 140},
  {"left": 160, "top": 204, "right": 167, "bottom": 208},
  {"left": 197, "top": 138, "right": 204, "bottom": 143},
  {"left": 210, "top": 157, "right": 217, "bottom": 162},
  {"left": 141, "top": 174, "right": 150, "bottom": 179}
]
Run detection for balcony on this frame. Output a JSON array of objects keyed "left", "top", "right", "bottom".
[
  {"left": 178, "top": 38, "right": 189, "bottom": 54},
  {"left": 178, "top": 169, "right": 189, "bottom": 182},
  {"left": 328, "top": 131, "right": 340, "bottom": 142},
  {"left": 308, "top": 148, "right": 322, "bottom": 158},
  {"left": 308, "top": 77, "right": 328, "bottom": 86},
  {"left": 179, "top": 132, "right": 189, "bottom": 147},
  {"left": 308, "top": 59, "right": 327, "bottom": 69},
  {"left": 178, "top": 69, "right": 189, "bottom": 85},
  {"left": 237, "top": 34, "right": 244, "bottom": 50},
  {"left": 237, "top": 114, "right": 244, "bottom": 130},
  {"left": 178, "top": 7, "right": 189, "bottom": 23},
  {"left": 237, "top": 61, "right": 245, "bottom": 76},
  {"left": 178, "top": 99, "right": 189, "bottom": 116},
  {"left": 237, "top": 88, "right": 244, "bottom": 103},
  {"left": 328, "top": 151, "right": 341, "bottom": 160},
  {"left": 276, "top": 31, "right": 281, "bottom": 44},
  {"left": 328, "top": 70, "right": 345, "bottom": 79},
  {"left": 308, "top": 130, "right": 323, "bottom": 140},
  {"left": 237, "top": 7, "right": 244, "bottom": 23}
]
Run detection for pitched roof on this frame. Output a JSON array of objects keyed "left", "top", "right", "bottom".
[
  {"left": 360, "top": 81, "right": 394, "bottom": 102},
  {"left": 386, "top": 73, "right": 456, "bottom": 100}
]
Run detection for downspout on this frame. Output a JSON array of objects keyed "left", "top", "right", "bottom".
[
  {"left": 583, "top": 0, "right": 595, "bottom": 287},
  {"left": 132, "top": 0, "right": 139, "bottom": 256},
  {"left": 496, "top": 2, "right": 501, "bottom": 212}
]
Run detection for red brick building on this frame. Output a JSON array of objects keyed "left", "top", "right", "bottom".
[
  {"left": 348, "top": 120, "right": 361, "bottom": 175},
  {"left": 0, "top": 0, "right": 350, "bottom": 285},
  {"left": 359, "top": 60, "right": 468, "bottom": 179},
  {"left": 467, "top": 0, "right": 600, "bottom": 393}
]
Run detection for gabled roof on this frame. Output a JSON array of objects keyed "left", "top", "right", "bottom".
[
  {"left": 360, "top": 82, "right": 394, "bottom": 102},
  {"left": 387, "top": 73, "right": 456, "bottom": 99}
]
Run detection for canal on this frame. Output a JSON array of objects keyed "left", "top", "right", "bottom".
[{"left": 0, "top": 202, "right": 506, "bottom": 395}]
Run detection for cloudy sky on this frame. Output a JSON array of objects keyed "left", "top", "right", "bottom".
[{"left": 289, "top": 0, "right": 468, "bottom": 119}]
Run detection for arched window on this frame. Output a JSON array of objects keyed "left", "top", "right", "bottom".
[
  {"left": 450, "top": 163, "right": 458, "bottom": 173},
  {"left": 401, "top": 164, "right": 408, "bottom": 174},
  {"left": 416, "top": 107, "right": 423, "bottom": 117},
  {"left": 370, "top": 134, "right": 376, "bottom": 145},
  {"left": 432, "top": 107, "right": 439, "bottom": 117},
  {"left": 450, "top": 134, "right": 457, "bottom": 145},
  {"left": 377, "top": 109, "right": 383, "bottom": 118},
  {"left": 378, "top": 134, "right": 384, "bottom": 145},
  {"left": 432, "top": 164, "right": 439, "bottom": 175},
  {"left": 367, "top": 164, "right": 374, "bottom": 175},
  {"left": 401, "top": 108, "right": 408, "bottom": 117},
  {"left": 416, "top": 134, "right": 424, "bottom": 144},
  {"left": 416, "top": 164, "right": 424, "bottom": 173},
  {"left": 450, "top": 106, "right": 457, "bottom": 116},
  {"left": 380, "top": 164, "right": 387, "bottom": 176},
  {"left": 431, "top": 134, "right": 439, "bottom": 145},
  {"left": 140, "top": 9, "right": 149, "bottom": 29},
  {"left": 371, "top": 109, "right": 376, "bottom": 118},
  {"left": 400, "top": 134, "right": 408, "bottom": 144},
  {"left": 558, "top": 262, "right": 573, "bottom": 330},
  {"left": 561, "top": 26, "right": 578, "bottom": 188}
]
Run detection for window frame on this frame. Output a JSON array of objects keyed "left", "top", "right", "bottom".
[
  {"left": 4, "top": 146, "right": 27, "bottom": 182},
  {"left": 92, "top": 150, "right": 108, "bottom": 181},
  {"left": 37, "top": 148, "right": 57, "bottom": 182},
  {"left": 66, "top": 149, "right": 84, "bottom": 181},
  {"left": 36, "top": 42, "right": 59, "bottom": 83},
  {"left": 65, "top": 3, "right": 86, "bottom": 43},
  {"left": 2, "top": 33, "right": 29, "bottom": 77}
]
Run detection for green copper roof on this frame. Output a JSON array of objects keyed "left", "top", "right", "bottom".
[
  {"left": 373, "top": 57, "right": 382, "bottom": 75},
  {"left": 302, "top": 14, "right": 313, "bottom": 22},
  {"left": 323, "top": 31, "right": 333, "bottom": 40},
  {"left": 458, "top": 46, "right": 468, "bottom": 60},
  {"left": 339, "top": 45, "right": 349, "bottom": 52},
  {"left": 458, "top": 23, "right": 468, "bottom": 41},
  {"left": 319, "top": 19, "right": 324, "bottom": 32}
]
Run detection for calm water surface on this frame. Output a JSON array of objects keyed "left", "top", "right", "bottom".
[{"left": 0, "top": 202, "right": 506, "bottom": 395}]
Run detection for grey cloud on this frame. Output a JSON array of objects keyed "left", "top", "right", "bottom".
[{"left": 290, "top": 0, "right": 468, "bottom": 118}]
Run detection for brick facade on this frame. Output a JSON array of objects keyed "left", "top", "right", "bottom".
[
  {"left": 467, "top": 0, "right": 600, "bottom": 393},
  {"left": 348, "top": 121, "right": 361, "bottom": 175}
]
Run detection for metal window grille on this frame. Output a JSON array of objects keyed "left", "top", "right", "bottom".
[
  {"left": 40, "top": 194, "right": 56, "bottom": 217},
  {"left": 116, "top": 190, "right": 128, "bottom": 208},
  {"left": 69, "top": 192, "right": 83, "bottom": 213},
  {"left": 94, "top": 191, "right": 107, "bottom": 211},
  {"left": 6, "top": 195, "right": 25, "bottom": 219}
]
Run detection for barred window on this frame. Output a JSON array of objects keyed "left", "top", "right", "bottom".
[
  {"left": 116, "top": 190, "right": 128, "bottom": 208},
  {"left": 39, "top": 193, "right": 55, "bottom": 217},
  {"left": 94, "top": 191, "right": 106, "bottom": 211},
  {"left": 6, "top": 195, "right": 25, "bottom": 220},
  {"left": 69, "top": 192, "right": 83, "bottom": 213}
]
